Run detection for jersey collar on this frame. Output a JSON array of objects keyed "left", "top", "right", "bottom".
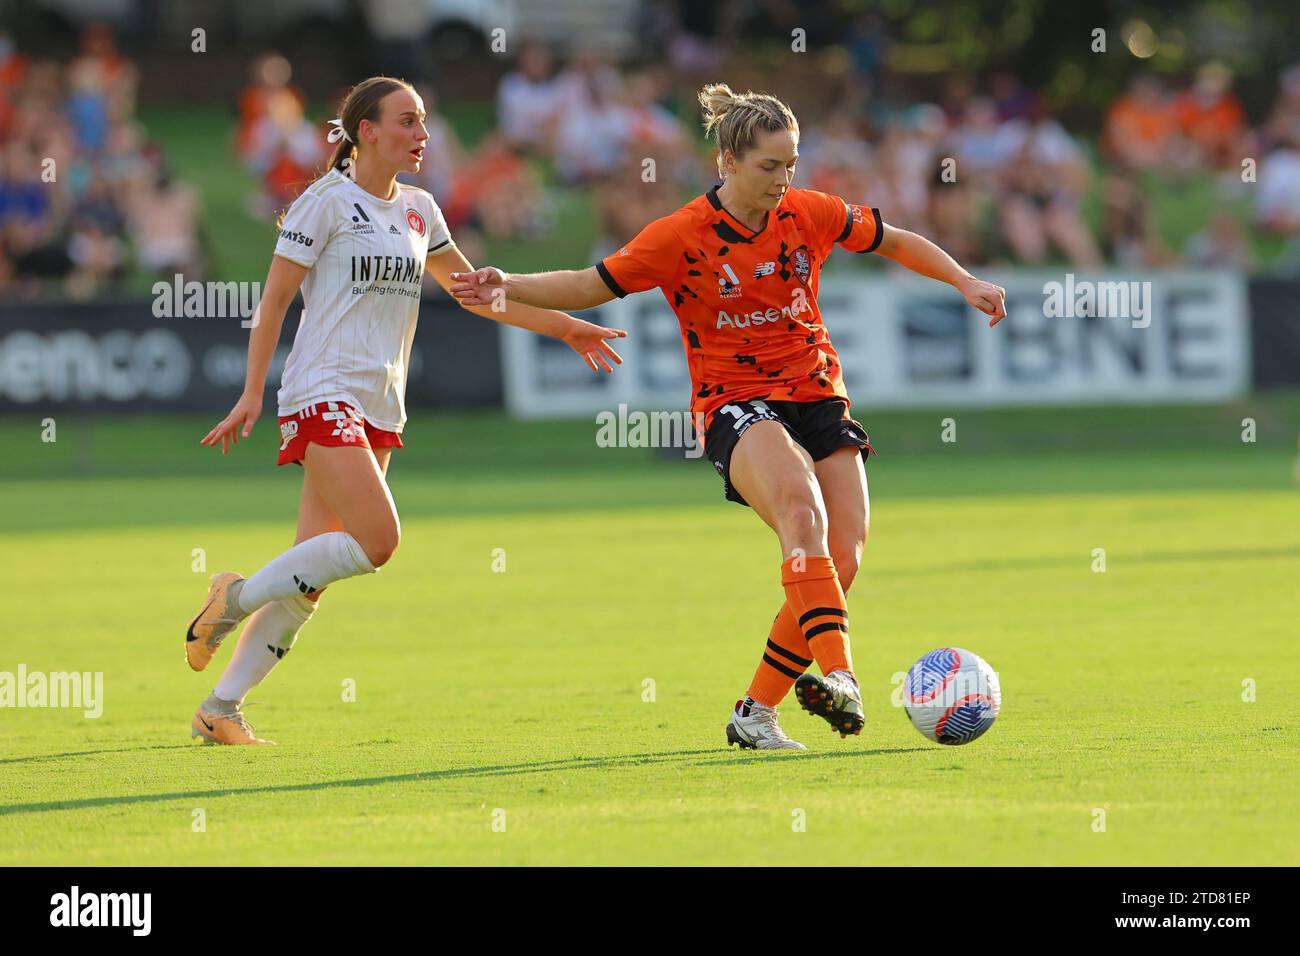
[
  {"left": 340, "top": 169, "right": 402, "bottom": 206},
  {"left": 706, "top": 182, "right": 771, "bottom": 238}
]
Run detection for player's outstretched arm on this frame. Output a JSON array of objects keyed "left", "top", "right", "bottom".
[
  {"left": 431, "top": 249, "right": 625, "bottom": 373},
  {"left": 448, "top": 264, "right": 615, "bottom": 312},
  {"left": 874, "top": 223, "right": 1007, "bottom": 326},
  {"left": 200, "top": 254, "right": 308, "bottom": 454}
]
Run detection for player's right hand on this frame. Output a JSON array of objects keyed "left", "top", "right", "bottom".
[
  {"left": 449, "top": 266, "right": 507, "bottom": 306},
  {"left": 961, "top": 277, "right": 1007, "bottom": 326},
  {"left": 201, "top": 392, "right": 262, "bottom": 455}
]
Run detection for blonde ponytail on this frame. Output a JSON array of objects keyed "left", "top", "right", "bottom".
[
  {"left": 698, "top": 82, "right": 739, "bottom": 138},
  {"left": 697, "top": 82, "right": 798, "bottom": 178}
]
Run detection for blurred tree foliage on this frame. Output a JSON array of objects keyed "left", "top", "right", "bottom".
[{"left": 740, "top": 0, "right": 1300, "bottom": 127}]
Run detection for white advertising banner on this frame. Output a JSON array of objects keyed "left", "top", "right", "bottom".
[{"left": 501, "top": 270, "right": 1251, "bottom": 418}]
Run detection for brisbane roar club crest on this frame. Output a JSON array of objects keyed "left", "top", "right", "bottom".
[
  {"left": 791, "top": 246, "right": 812, "bottom": 285},
  {"left": 777, "top": 242, "right": 814, "bottom": 285},
  {"left": 406, "top": 209, "right": 426, "bottom": 237}
]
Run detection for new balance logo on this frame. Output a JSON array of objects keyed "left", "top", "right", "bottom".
[
  {"left": 389, "top": 225, "right": 401, "bottom": 234},
  {"left": 753, "top": 261, "right": 776, "bottom": 278}
]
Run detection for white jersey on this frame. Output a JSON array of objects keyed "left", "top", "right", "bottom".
[{"left": 273, "top": 168, "right": 454, "bottom": 432}]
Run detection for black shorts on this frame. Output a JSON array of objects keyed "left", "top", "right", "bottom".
[{"left": 702, "top": 397, "right": 875, "bottom": 507}]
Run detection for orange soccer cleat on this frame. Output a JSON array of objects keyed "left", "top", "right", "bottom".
[
  {"left": 185, "top": 572, "right": 248, "bottom": 672},
  {"left": 191, "top": 706, "right": 276, "bottom": 745}
]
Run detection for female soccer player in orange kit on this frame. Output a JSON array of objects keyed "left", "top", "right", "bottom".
[
  {"left": 451, "top": 83, "right": 1005, "bottom": 749},
  {"left": 187, "top": 76, "right": 626, "bottom": 745}
]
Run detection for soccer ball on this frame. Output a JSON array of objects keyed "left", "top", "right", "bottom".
[{"left": 902, "top": 648, "right": 1001, "bottom": 745}]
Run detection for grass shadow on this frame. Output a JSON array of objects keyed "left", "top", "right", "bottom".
[
  {"left": 0, "top": 746, "right": 928, "bottom": 816},
  {"left": 0, "top": 744, "right": 197, "bottom": 765}
]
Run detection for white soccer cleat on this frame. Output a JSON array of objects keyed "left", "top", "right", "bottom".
[
  {"left": 726, "top": 701, "right": 807, "bottom": 750},
  {"left": 795, "top": 670, "right": 865, "bottom": 738}
]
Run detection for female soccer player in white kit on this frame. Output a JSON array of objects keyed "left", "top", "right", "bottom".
[{"left": 186, "top": 76, "right": 626, "bottom": 744}]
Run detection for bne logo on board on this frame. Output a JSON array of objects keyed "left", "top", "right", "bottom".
[{"left": 49, "top": 886, "right": 151, "bottom": 936}]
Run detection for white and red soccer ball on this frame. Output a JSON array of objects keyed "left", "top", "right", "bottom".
[{"left": 903, "top": 648, "right": 1001, "bottom": 745}]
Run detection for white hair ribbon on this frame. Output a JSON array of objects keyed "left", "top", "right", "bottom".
[{"left": 326, "top": 118, "right": 353, "bottom": 144}]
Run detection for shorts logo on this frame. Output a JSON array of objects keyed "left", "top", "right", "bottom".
[
  {"left": 792, "top": 246, "right": 812, "bottom": 285},
  {"left": 407, "top": 209, "right": 426, "bottom": 237},
  {"left": 279, "top": 419, "right": 299, "bottom": 451},
  {"left": 322, "top": 402, "right": 366, "bottom": 444}
]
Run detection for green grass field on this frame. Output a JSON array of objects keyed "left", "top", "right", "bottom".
[{"left": 1, "top": 398, "right": 1298, "bottom": 865}]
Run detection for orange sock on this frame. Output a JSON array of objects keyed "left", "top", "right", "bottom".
[
  {"left": 780, "top": 554, "right": 853, "bottom": 676},
  {"left": 745, "top": 601, "right": 813, "bottom": 707}
]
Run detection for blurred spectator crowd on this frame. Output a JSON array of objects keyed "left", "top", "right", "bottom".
[
  {"left": 6, "top": 14, "right": 1300, "bottom": 300},
  {"left": 476, "top": 39, "right": 1300, "bottom": 273},
  {"left": 0, "top": 26, "right": 202, "bottom": 298}
]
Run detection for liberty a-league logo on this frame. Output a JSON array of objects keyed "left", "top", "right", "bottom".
[
  {"left": 350, "top": 202, "right": 375, "bottom": 235},
  {"left": 791, "top": 246, "right": 812, "bottom": 285},
  {"left": 718, "top": 263, "right": 743, "bottom": 298}
]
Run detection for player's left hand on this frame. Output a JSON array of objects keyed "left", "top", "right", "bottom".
[
  {"left": 562, "top": 318, "right": 627, "bottom": 373},
  {"left": 448, "top": 266, "right": 506, "bottom": 306},
  {"left": 961, "top": 277, "right": 1007, "bottom": 326}
]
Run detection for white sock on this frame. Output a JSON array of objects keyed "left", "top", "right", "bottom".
[
  {"left": 237, "top": 531, "right": 375, "bottom": 614},
  {"left": 213, "top": 594, "right": 317, "bottom": 704}
]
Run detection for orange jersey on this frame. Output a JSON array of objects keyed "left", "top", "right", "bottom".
[{"left": 596, "top": 185, "right": 883, "bottom": 426}]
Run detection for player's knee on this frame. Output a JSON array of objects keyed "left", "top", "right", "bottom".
[
  {"left": 774, "top": 483, "right": 825, "bottom": 539},
  {"left": 363, "top": 524, "right": 401, "bottom": 568}
]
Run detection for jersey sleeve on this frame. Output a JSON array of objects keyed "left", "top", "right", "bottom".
[
  {"left": 596, "top": 214, "right": 683, "bottom": 297},
  {"left": 799, "top": 188, "right": 884, "bottom": 256},
  {"left": 424, "top": 194, "right": 455, "bottom": 256},
  {"left": 837, "top": 200, "right": 885, "bottom": 254},
  {"left": 274, "top": 189, "right": 335, "bottom": 269}
]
